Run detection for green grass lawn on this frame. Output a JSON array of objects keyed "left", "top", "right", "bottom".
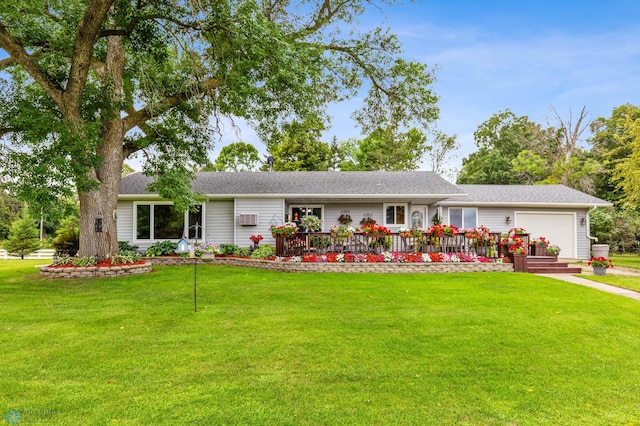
[
  {"left": 610, "top": 254, "right": 640, "bottom": 270},
  {"left": 2, "top": 261, "right": 640, "bottom": 425}
]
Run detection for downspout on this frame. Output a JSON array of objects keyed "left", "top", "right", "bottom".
[{"left": 586, "top": 205, "right": 598, "bottom": 243}]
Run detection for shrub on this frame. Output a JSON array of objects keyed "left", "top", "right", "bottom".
[
  {"left": 234, "top": 247, "right": 251, "bottom": 257},
  {"left": 118, "top": 241, "right": 139, "bottom": 254},
  {"left": 250, "top": 245, "right": 275, "bottom": 259},
  {"left": 109, "top": 252, "right": 141, "bottom": 265},
  {"left": 52, "top": 216, "right": 80, "bottom": 257},
  {"left": 4, "top": 210, "right": 41, "bottom": 259},
  {"left": 144, "top": 241, "right": 178, "bottom": 257},
  {"left": 219, "top": 243, "right": 239, "bottom": 256}
]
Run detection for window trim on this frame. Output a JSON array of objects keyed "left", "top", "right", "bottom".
[
  {"left": 133, "top": 201, "right": 205, "bottom": 242},
  {"left": 383, "top": 203, "right": 408, "bottom": 227},
  {"left": 289, "top": 205, "right": 324, "bottom": 231},
  {"left": 448, "top": 207, "right": 478, "bottom": 229}
]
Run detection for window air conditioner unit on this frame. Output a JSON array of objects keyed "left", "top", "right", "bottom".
[{"left": 238, "top": 213, "right": 259, "bottom": 226}]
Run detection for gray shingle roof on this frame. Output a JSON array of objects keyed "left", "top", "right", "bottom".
[
  {"left": 119, "top": 171, "right": 465, "bottom": 198},
  {"left": 441, "top": 184, "right": 610, "bottom": 207}
]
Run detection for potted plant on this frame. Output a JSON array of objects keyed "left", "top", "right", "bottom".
[
  {"left": 249, "top": 234, "right": 264, "bottom": 250},
  {"left": 270, "top": 223, "right": 298, "bottom": 238},
  {"left": 360, "top": 223, "right": 391, "bottom": 237},
  {"left": 533, "top": 236, "right": 549, "bottom": 256},
  {"left": 546, "top": 244, "right": 561, "bottom": 259},
  {"left": 299, "top": 215, "right": 322, "bottom": 232},
  {"left": 338, "top": 213, "right": 353, "bottom": 225},
  {"left": 360, "top": 216, "right": 376, "bottom": 227},
  {"left": 331, "top": 225, "right": 355, "bottom": 244},
  {"left": 310, "top": 235, "right": 332, "bottom": 254},
  {"left": 588, "top": 256, "right": 614, "bottom": 276},
  {"left": 195, "top": 242, "right": 220, "bottom": 259},
  {"left": 508, "top": 238, "right": 527, "bottom": 272}
]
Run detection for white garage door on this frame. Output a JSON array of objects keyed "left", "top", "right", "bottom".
[{"left": 515, "top": 212, "right": 576, "bottom": 258}]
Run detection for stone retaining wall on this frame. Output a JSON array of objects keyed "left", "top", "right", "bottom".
[
  {"left": 147, "top": 257, "right": 514, "bottom": 273},
  {"left": 40, "top": 261, "right": 153, "bottom": 279}
]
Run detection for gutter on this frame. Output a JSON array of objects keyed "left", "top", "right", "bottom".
[{"left": 586, "top": 205, "right": 598, "bottom": 243}]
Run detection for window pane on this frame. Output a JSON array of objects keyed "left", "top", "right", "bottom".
[
  {"left": 188, "top": 207, "right": 203, "bottom": 239},
  {"left": 450, "top": 208, "right": 462, "bottom": 228},
  {"left": 311, "top": 207, "right": 322, "bottom": 219},
  {"left": 386, "top": 206, "right": 395, "bottom": 224},
  {"left": 396, "top": 206, "right": 405, "bottom": 224},
  {"left": 136, "top": 205, "right": 150, "bottom": 240},
  {"left": 411, "top": 210, "right": 423, "bottom": 228},
  {"left": 154, "top": 205, "right": 184, "bottom": 239},
  {"left": 464, "top": 209, "right": 477, "bottom": 228}
]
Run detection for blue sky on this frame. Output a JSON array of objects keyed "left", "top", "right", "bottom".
[
  {"left": 212, "top": 0, "right": 640, "bottom": 176},
  {"left": 4, "top": 1, "right": 640, "bottom": 175},
  {"left": 348, "top": 0, "right": 640, "bottom": 174}
]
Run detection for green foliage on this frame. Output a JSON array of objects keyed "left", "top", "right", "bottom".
[
  {"left": 0, "top": 191, "right": 21, "bottom": 240},
  {"left": 590, "top": 207, "right": 640, "bottom": 252},
  {"left": 72, "top": 256, "right": 97, "bottom": 267},
  {"left": 1, "top": 0, "right": 441, "bottom": 256},
  {"left": 109, "top": 252, "right": 141, "bottom": 265},
  {"left": 267, "top": 117, "right": 332, "bottom": 171},
  {"left": 589, "top": 104, "right": 640, "bottom": 202},
  {"left": 4, "top": 208, "right": 40, "bottom": 259},
  {"left": 118, "top": 241, "right": 139, "bottom": 255},
  {"left": 51, "top": 216, "right": 80, "bottom": 257},
  {"left": 144, "top": 241, "right": 178, "bottom": 257},
  {"left": 219, "top": 244, "right": 239, "bottom": 256},
  {"left": 341, "top": 127, "right": 428, "bottom": 171},
  {"left": 234, "top": 247, "right": 251, "bottom": 257},
  {"left": 250, "top": 245, "right": 276, "bottom": 259},
  {"left": 310, "top": 235, "right": 332, "bottom": 249},
  {"left": 205, "top": 142, "right": 261, "bottom": 172}
]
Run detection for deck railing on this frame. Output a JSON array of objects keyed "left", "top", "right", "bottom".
[{"left": 274, "top": 232, "right": 531, "bottom": 258}]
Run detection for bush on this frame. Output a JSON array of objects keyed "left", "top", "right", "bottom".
[
  {"left": 144, "top": 241, "right": 178, "bottom": 257},
  {"left": 234, "top": 247, "right": 251, "bottom": 257},
  {"left": 52, "top": 216, "right": 80, "bottom": 257},
  {"left": 250, "top": 245, "right": 275, "bottom": 259},
  {"left": 219, "top": 243, "right": 239, "bottom": 256},
  {"left": 109, "top": 252, "right": 141, "bottom": 265},
  {"left": 118, "top": 241, "right": 139, "bottom": 254}
]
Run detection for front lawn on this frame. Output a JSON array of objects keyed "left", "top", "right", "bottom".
[
  {"left": 610, "top": 254, "right": 640, "bottom": 270},
  {"left": 2, "top": 262, "right": 640, "bottom": 424}
]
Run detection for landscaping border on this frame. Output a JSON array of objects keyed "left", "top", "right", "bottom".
[
  {"left": 146, "top": 257, "right": 514, "bottom": 273},
  {"left": 40, "top": 261, "right": 153, "bottom": 279}
]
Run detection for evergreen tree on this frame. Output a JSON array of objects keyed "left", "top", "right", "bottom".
[{"left": 4, "top": 210, "right": 40, "bottom": 259}]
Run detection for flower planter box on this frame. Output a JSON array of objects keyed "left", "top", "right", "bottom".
[
  {"left": 534, "top": 244, "right": 548, "bottom": 256},
  {"left": 593, "top": 266, "right": 607, "bottom": 276},
  {"left": 513, "top": 254, "right": 528, "bottom": 272}
]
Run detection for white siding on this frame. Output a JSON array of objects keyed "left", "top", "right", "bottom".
[
  {"left": 204, "top": 200, "right": 234, "bottom": 245},
  {"left": 116, "top": 201, "right": 134, "bottom": 242},
  {"left": 236, "top": 198, "right": 285, "bottom": 245}
]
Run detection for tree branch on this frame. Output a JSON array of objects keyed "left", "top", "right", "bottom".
[
  {"left": 0, "top": 23, "right": 65, "bottom": 105},
  {"left": 123, "top": 77, "right": 222, "bottom": 132},
  {"left": 63, "top": 0, "right": 117, "bottom": 114}
]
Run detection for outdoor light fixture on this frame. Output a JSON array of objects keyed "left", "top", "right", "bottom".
[
  {"left": 581, "top": 217, "right": 586, "bottom": 226},
  {"left": 506, "top": 216, "right": 511, "bottom": 224},
  {"left": 94, "top": 214, "right": 103, "bottom": 233}
]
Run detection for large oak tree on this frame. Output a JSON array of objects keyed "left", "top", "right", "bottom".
[{"left": 0, "top": 0, "right": 440, "bottom": 257}]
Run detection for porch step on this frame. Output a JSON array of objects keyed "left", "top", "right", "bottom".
[
  {"left": 527, "top": 266, "right": 583, "bottom": 274},
  {"left": 525, "top": 256, "right": 582, "bottom": 274}
]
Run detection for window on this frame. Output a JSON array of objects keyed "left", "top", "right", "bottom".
[
  {"left": 384, "top": 204, "right": 407, "bottom": 226},
  {"left": 449, "top": 208, "right": 477, "bottom": 229},
  {"left": 290, "top": 206, "right": 323, "bottom": 229},
  {"left": 135, "top": 203, "right": 203, "bottom": 240}
]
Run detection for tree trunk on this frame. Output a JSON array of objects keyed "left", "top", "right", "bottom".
[{"left": 77, "top": 33, "right": 126, "bottom": 259}]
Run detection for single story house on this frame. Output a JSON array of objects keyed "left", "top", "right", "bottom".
[{"left": 117, "top": 171, "right": 611, "bottom": 259}]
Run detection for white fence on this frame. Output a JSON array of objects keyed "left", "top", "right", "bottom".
[{"left": 0, "top": 248, "right": 56, "bottom": 260}]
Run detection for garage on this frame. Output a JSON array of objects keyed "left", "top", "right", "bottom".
[{"left": 515, "top": 212, "right": 576, "bottom": 258}]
